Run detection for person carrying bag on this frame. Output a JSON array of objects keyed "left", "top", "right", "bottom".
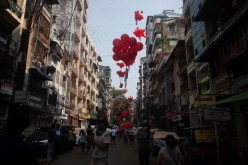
[{"left": 156, "top": 135, "right": 184, "bottom": 165}]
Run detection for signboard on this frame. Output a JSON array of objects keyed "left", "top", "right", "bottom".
[
  {"left": 204, "top": 108, "right": 231, "bottom": 121},
  {"left": 194, "top": 128, "right": 216, "bottom": 143},
  {"left": 14, "top": 91, "right": 29, "bottom": 102},
  {"left": 0, "top": 83, "right": 13, "bottom": 95},
  {"left": 194, "top": 95, "right": 215, "bottom": 107}
]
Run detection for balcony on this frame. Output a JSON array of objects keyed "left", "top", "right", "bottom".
[
  {"left": 75, "top": 12, "right": 81, "bottom": 26},
  {"left": 79, "top": 71, "right": 84, "bottom": 81},
  {"left": 0, "top": 0, "right": 22, "bottom": 33},
  {"left": 77, "top": 0, "right": 83, "bottom": 11},
  {"left": 50, "top": 40, "right": 63, "bottom": 59},
  {"left": 70, "top": 85, "right": 77, "bottom": 96},
  {"left": 78, "top": 90, "right": 83, "bottom": 99},
  {"left": 0, "top": 33, "right": 17, "bottom": 57},
  {"left": 193, "top": 0, "right": 215, "bottom": 21},
  {"left": 80, "top": 56, "right": 86, "bottom": 66},
  {"left": 82, "top": 24, "right": 87, "bottom": 37},
  {"left": 152, "top": 48, "right": 162, "bottom": 62},
  {"left": 14, "top": 91, "right": 43, "bottom": 109},
  {"left": 83, "top": 10, "right": 87, "bottom": 23},
  {"left": 73, "top": 44, "right": 80, "bottom": 59},
  {"left": 84, "top": 0, "right": 89, "bottom": 10},
  {"left": 73, "top": 28, "right": 80, "bottom": 42},
  {"left": 81, "top": 40, "right": 87, "bottom": 52}
]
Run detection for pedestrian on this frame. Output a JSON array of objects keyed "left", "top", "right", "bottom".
[
  {"left": 80, "top": 129, "right": 87, "bottom": 153},
  {"left": 47, "top": 123, "right": 55, "bottom": 161},
  {"left": 68, "top": 127, "right": 76, "bottom": 151},
  {"left": 87, "top": 119, "right": 111, "bottom": 165},
  {"left": 53, "top": 123, "right": 61, "bottom": 159},
  {"left": 124, "top": 129, "right": 129, "bottom": 144},
  {"left": 86, "top": 125, "right": 94, "bottom": 153},
  {"left": 129, "top": 130, "right": 135, "bottom": 144},
  {"left": 111, "top": 127, "right": 117, "bottom": 144},
  {"left": 0, "top": 108, "right": 38, "bottom": 165},
  {"left": 135, "top": 127, "right": 151, "bottom": 165},
  {"left": 156, "top": 135, "right": 184, "bottom": 165},
  {"left": 118, "top": 127, "right": 122, "bottom": 140}
]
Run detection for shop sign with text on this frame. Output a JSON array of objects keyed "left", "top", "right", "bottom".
[{"left": 194, "top": 95, "right": 215, "bottom": 107}]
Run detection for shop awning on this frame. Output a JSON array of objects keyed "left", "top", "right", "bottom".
[
  {"left": 30, "top": 68, "right": 53, "bottom": 81},
  {"left": 214, "top": 91, "right": 248, "bottom": 105}
]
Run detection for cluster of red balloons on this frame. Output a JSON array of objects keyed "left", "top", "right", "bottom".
[
  {"left": 112, "top": 34, "right": 143, "bottom": 66},
  {"left": 116, "top": 70, "right": 126, "bottom": 77},
  {"left": 133, "top": 27, "right": 146, "bottom": 40},
  {"left": 128, "top": 96, "right": 134, "bottom": 102},
  {"left": 122, "top": 122, "right": 132, "bottom": 128},
  {"left": 134, "top": 10, "right": 143, "bottom": 24},
  {"left": 117, "top": 62, "right": 125, "bottom": 68}
]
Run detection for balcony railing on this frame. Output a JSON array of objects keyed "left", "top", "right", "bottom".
[
  {"left": 0, "top": 34, "right": 17, "bottom": 58},
  {"left": 8, "top": 0, "right": 22, "bottom": 18}
]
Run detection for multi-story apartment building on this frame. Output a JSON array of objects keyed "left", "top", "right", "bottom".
[
  {"left": 142, "top": 10, "right": 184, "bottom": 129},
  {"left": 137, "top": 0, "right": 248, "bottom": 163},
  {"left": 13, "top": 0, "right": 60, "bottom": 133},
  {"left": 189, "top": 0, "right": 248, "bottom": 163},
  {"left": 136, "top": 57, "right": 148, "bottom": 126},
  {"left": 51, "top": 0, "right": 100, "bottom": 128},
  {"left": 98, "top": 65, "right": 112, "bottom": 121},
  {"left": 0, "top": 0, "right": 103, "bottom": 133},
  {"left": 0, "top": 0, "right": 26, "bottom": 126}
]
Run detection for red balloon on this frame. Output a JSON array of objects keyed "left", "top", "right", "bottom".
[
  {"left": 113, "top": 46, "right": 121, "bottom": 54},
  {"left": 129, "top": 37, "right": 137, "bottom": 46},
  {"left": 128, "top": 48, "right": 137, "bottom": 57},
  {"left": 113, "top": 38, "right": 121, "bottom": 48},
  {"left": 136, "top": 42, "right": 143, "bottom": 51},
  {"left": 121, "top": 43, "right": 129, "bottom": 52},
  {"left": 118, "top": 52, "right": 128, "bottom": 61},
  {"left": 112, "top": 54, "right": 119, "bottom": 61},
  {"left": 121, "top": 34, "right": 129, "bottom": 44}
]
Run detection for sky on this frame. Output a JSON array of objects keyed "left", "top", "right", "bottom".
[{"left": 87, "top": 0, "right": 183, "bottom": 99}]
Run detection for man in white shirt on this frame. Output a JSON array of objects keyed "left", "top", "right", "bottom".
[
  {"left": 87, "top": 119, "right": 111, "bottom": 165},
  {"left": 111, "top": 128, "right": 117, "bottom": 144}
]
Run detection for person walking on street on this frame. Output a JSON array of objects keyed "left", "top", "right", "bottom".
[
  {"left": 87, "top": 119, "right": 111, "bottom": 165},
  {"left": 79, "top": 129, "right": 87, "bottom": 153},
  {"left": 124, "top": 129, "right": 129, "bottom": 144},
  {"left": 0, "top": 108, "right": 38, "bottom": 165},
  {"left": 68, "top": 127, "right": 76, "bottom": 151},
  {"left": 136, "top": 127, "right": 151, "bottom": 165},
  {"left": 156, "top": 135, "right": 184, "bottom": 165},
  {"left": 53, "top": 123, "right": 61, "bottom": 159},
  {"left": 111, "top": 127, "right": 117, "bottom": 144},
  {"left": 47, "top": 123, "right": 55, "bottom": 161},
  {"left": 86, "top": 125, "right": 94, "bottom": 153}
]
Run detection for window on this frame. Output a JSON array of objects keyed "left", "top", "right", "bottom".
[
  {"left": 169, "top": 40, "right": 177, "bottom": 46},
  {"left": 168, "top": 24, "right": 176, "bottom": 32}
]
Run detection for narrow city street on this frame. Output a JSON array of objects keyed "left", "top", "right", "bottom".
[{"left": 39, "top": 138, "right": 157, "bottom": 165}]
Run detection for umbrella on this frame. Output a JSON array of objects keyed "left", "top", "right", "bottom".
[{"left": 153, "top": 131, "right": 179, "bottom": 140}]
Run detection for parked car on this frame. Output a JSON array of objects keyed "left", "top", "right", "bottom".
[{"left": 26, "top": 125, "right": 75, "bottom": 157}]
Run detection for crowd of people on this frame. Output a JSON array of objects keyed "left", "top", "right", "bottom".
[{"left": 2, "top": 109, "right": 247, "bottom": 165}]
